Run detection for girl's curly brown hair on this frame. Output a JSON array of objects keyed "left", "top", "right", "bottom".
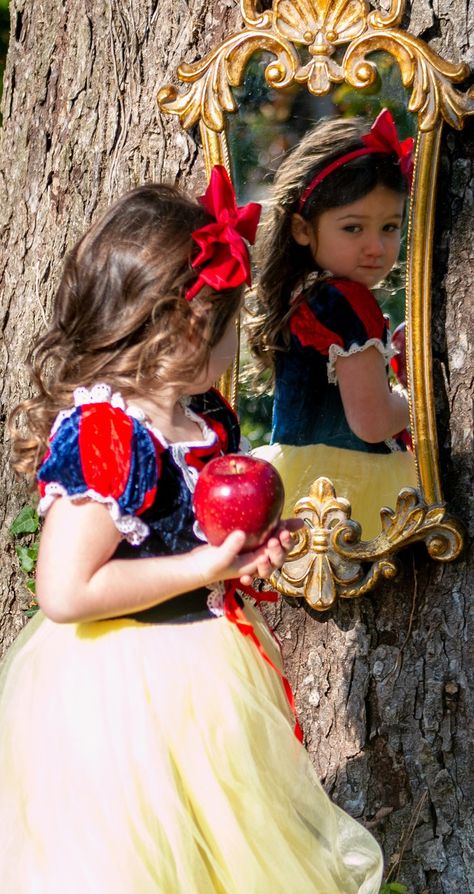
[{"left": 11, "top": 183, "right": 242, "bottom": 479}]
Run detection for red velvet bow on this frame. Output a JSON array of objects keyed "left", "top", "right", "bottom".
[
  {"left": 363, "top": 108, "right": 414, "bottom": 187},
  {"left": 186, "top": 166, "right": 262, "bottom": 301}
]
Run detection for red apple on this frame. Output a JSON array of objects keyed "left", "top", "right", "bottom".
[
  {"left": 193, "top": 454, "right": 285, "bottom": 550},
  {"left": 390, "top": 320, "right": 407, "bottom": 388}
]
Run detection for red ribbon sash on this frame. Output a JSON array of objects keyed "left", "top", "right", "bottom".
[{"left": 224, "top": 582, "right": 303, "bottom": 743}]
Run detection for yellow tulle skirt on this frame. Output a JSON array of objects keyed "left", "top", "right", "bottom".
[
  {"left": 0, "top": 601, "right": 383, "bottom": 893},
  {"left": 253, "top": 442, "right": 418, "bottom": 541}
]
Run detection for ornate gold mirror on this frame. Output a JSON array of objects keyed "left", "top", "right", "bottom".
[{"left": 158, "top": 0, "right": 469, "bottom": 610}]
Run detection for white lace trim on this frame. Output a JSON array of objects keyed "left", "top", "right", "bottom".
[
  {"left": 384, "top": 437, "right": 402, "bottom": 453},
  {"left": 143, "top": 403, "right": 218, "bottom": 495},
  {"left": 193, "top": 519, "right": 208, "bottom": 543},
  {"left": 38, "top": 483, "right": 150, "bottom": 545},
  {"left": 50, "top": 384, "right": 127, "bottom": 436},
  {"left": 147, "top": 402, "right": 216, "bottom": 451},
  {"left": 206, "top": 581, "right": 225, "bottom": 617},
  {"left": 327, "top": 338, "right": 396, "bottom": 385},
  {"left": 51, "top": 384, "right": 217, "bottom": 459}
]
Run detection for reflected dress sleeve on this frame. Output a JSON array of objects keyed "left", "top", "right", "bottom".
[{"left": 289, "top": 278, "right": 392, "bottom": 384}]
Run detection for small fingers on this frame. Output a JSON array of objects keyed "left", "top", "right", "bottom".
[
  {"left": 264, "top": 527, "right": 301, "bottom": 566},
  {"left": 263, "top": 543, "right": 286, "bottom": 569},
  {"left": 275, "top": 517, "right": 304, "bottom": 541},
  {"left": 254, "top": 555, "right": 276, "bottom": 579},
  {"left": 284, "top": 517, "right": 305, "bottom": 532},
  {"left": 217, "top": 529, "right": 247, "bottom": 560}
]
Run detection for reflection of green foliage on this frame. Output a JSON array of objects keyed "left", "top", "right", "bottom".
[
  {"left": 228, "top": 50, "right": 416, "bottom": 203},
  {"left": 376, "top": 265, "right": 406, "bottom": 330},
  {"left": 375, "top": 218, "right": 408, "bottom": 329},
  {"left": 228, "top": 52, "right": 310, "bottom": 201},
  {"left": 238, "top": 388, "right": 273, "bottom": 448},
  {"left": 238, "top": 339, "right": 273, "bottom": 447},
  {"left": 232, "top": 55, "right": 273, "bottom": 113},
  {"left": 333, "top": 52, "right": 416, "bottom": 139}
]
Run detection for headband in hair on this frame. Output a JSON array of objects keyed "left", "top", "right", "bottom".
[
  {"left": 297, "top": 108, "right": 414, "bottom": 214},
  {"left": 186, "top": 165, "right": 261, "bottom": 301}
]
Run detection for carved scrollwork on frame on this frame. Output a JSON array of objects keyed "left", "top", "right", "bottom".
[
  {"left": 270, "top": 478, "right": 464, "bottom": 612},
  {"left": 158, "top": 0, "right": 474, "bottom": 133},
  {"left": 158, "top": 0, "right": 469, "bottom": 605}
]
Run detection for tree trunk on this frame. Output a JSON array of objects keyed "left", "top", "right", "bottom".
[{"left": 1, "top": 2, "right": 472, "bottom": 891}]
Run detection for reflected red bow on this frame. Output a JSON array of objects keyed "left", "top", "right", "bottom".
[
  {"left": 186, "top": 165, "right": 262, "bottom": 301},
  {"left": 363, "top": 108, "right": 414, "bottom": 187},
  {"left": 298, "top": 107, "right": 414, "bottom": 212}
]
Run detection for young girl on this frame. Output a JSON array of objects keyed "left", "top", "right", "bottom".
[
  {"left": 249, "top": 109, "right": 418, "bottom": 539},
  {"left": 0, "top": 168, "right": 383, "bottom": 892}
]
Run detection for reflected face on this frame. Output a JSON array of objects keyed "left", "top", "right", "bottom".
[{"left": 292, "top": 185, "right": 405, "bottom": 289}]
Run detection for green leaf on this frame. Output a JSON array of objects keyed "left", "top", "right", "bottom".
[
  {"left": 26, "top": 579, "right": 36, "bottom": 594},
  {"left": 28, "top": 542, "right": 39, "bottom": 561},
  {"left": 25, "top": 604, "right": 40, "bottom": 618},
  {"left": 380, "top": 884, "right": 408, "bottom": 894},
  {"left": 15, "top": 545, "right": 37, "bottom": 574},
  {"left": 10, "top": 506, "right": 40, "bottom": 536}
]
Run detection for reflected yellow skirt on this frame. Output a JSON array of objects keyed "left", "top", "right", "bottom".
[
  {"left": 0, "top": 603, "right": 382, "bottom": 893},
  {"left": 253, "top": 442, "right": 418, "bottom": 540}
]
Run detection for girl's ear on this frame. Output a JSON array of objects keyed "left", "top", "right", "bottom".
[{"left": 290, "top": 213, "right": 313, "bottom": 246}]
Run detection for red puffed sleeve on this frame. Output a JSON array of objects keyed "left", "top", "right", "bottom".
[{"left": 37, "top": 400, "right": 163, "bottom": 545}]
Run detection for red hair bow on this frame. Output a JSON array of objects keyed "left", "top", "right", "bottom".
[
  {"left": 186, "top": 165, "right": 261, "bottom": 301},
  {"left": 298, "top": 107, "right": 414, "bottom": 212},
  {"left": 363, "top": 108, "right": 414, "bottom": 188}
]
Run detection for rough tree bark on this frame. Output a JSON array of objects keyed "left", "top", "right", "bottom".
[{"left": 0, "top": 2, "right": 472, "bottom": 892}]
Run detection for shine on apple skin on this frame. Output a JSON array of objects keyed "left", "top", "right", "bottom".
[{"left": 193, "top": 454, "right": 285, "bottom": 550}]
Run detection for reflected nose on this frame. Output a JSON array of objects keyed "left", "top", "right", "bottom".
[{"left": 363, "top": 231, "right": 384, "bottom": 259}]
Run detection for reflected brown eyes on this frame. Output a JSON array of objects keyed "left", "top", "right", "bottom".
[{"left": 341, "top": 225, "right": 401, "bottom": 233}]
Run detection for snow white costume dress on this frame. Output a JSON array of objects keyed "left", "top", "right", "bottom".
[
  {"left": 0, "top": 384, "right": 383, "bottom": 893},
  {"left": 254, "top": 275, "right": 417, "bottom": 539}
]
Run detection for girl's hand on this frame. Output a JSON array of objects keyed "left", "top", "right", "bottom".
[{"left": 192, "top": 518, "right": 303, "bottom": 587}]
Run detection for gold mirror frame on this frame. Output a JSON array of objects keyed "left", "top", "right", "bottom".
[{"left": 158, "top": 0, "right": 469, "bottom": 609}]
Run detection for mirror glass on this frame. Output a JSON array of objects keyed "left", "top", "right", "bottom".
[{"left": 228, "top": 51, "right": 419, "bottom": 539}]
